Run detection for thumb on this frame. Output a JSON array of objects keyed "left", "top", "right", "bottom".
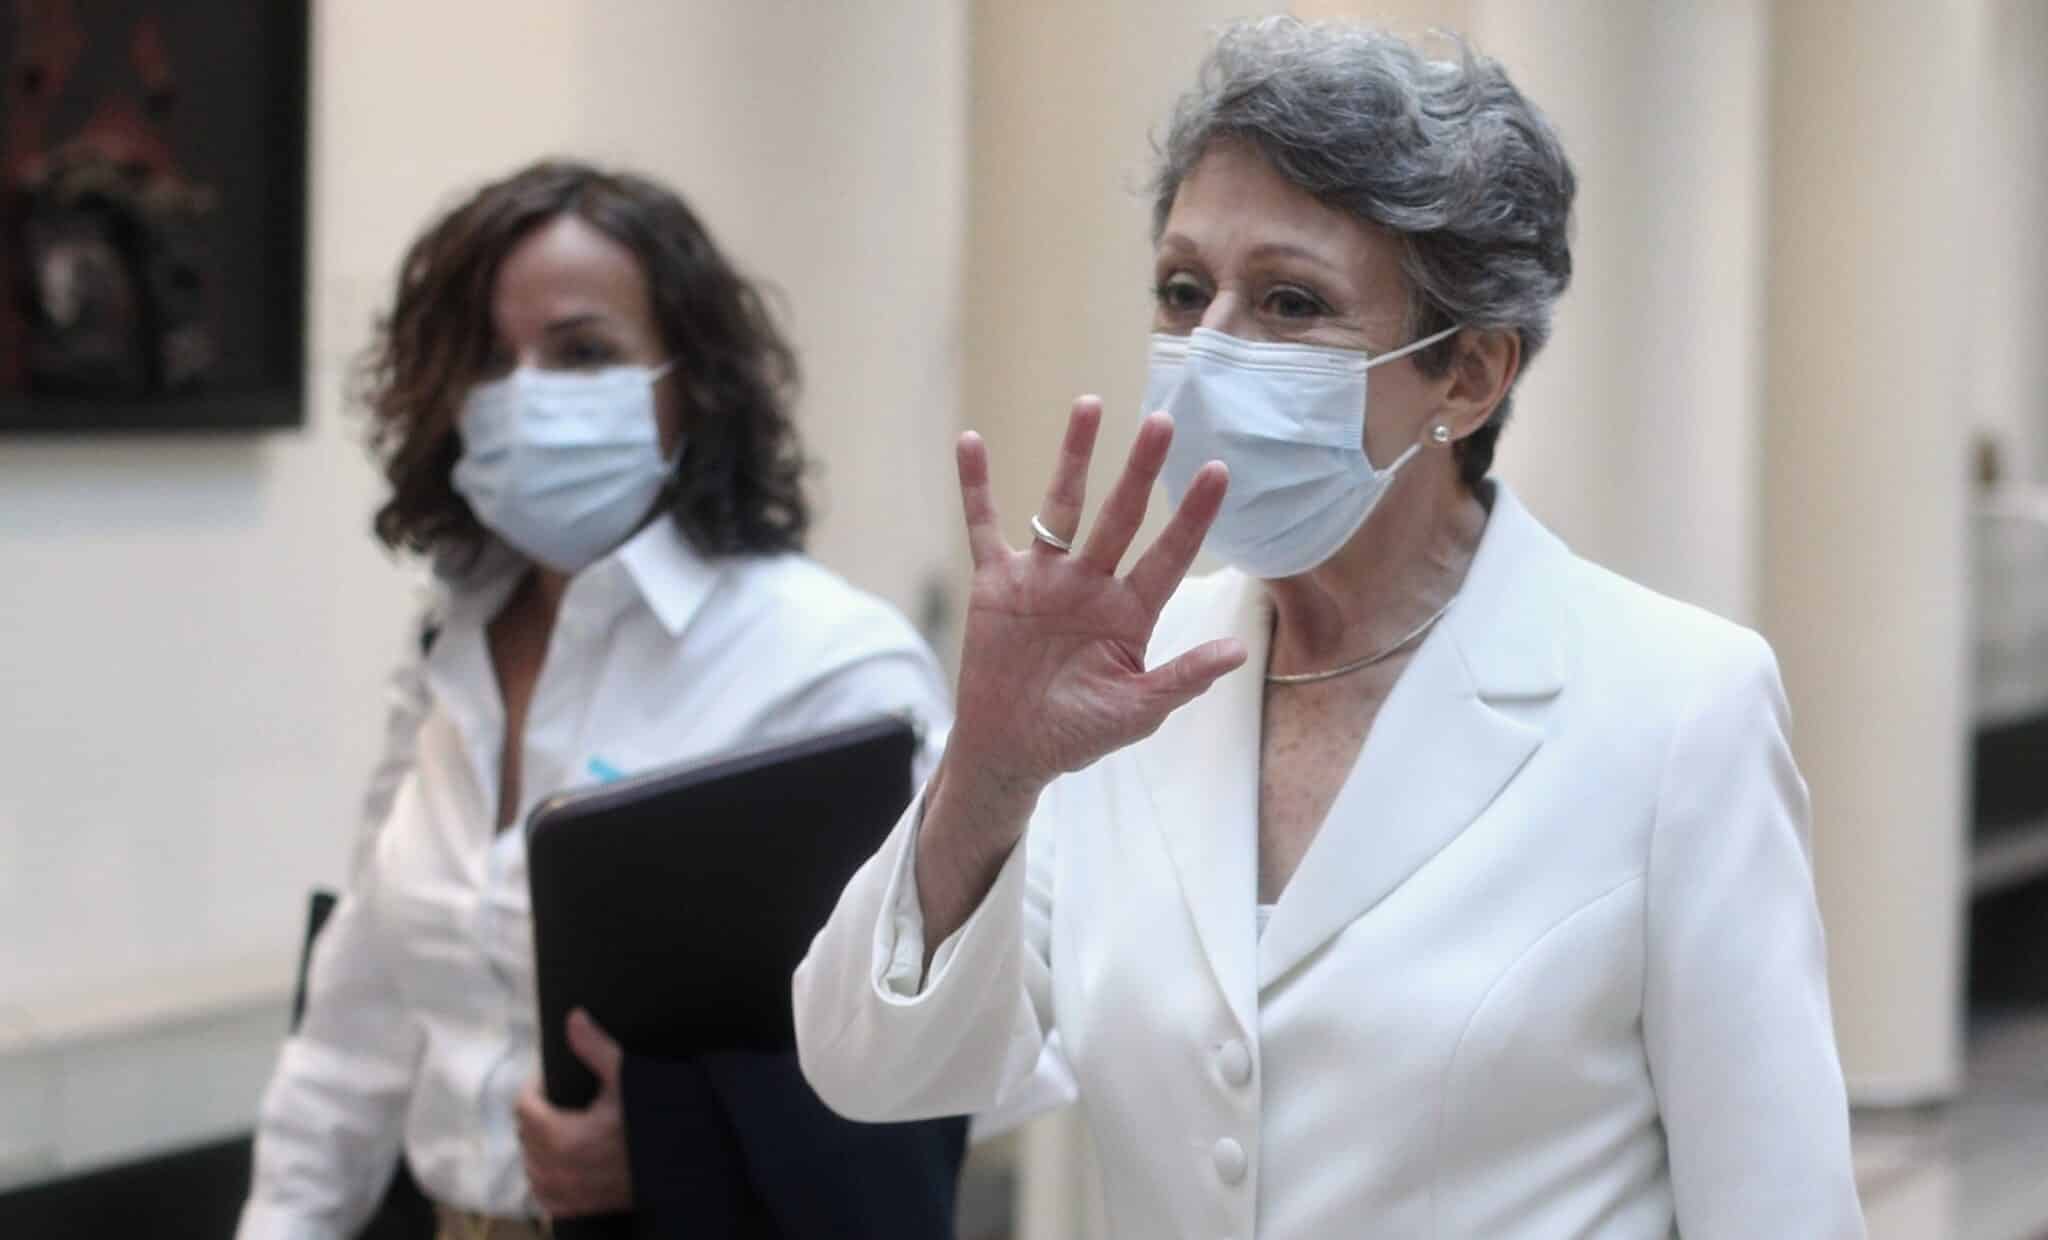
[
  {"left": 567, "top": 1008, "right": 625, "bottom": 1093},
  {"left": 1135, "top": 637, "right": 1247, "bottom": 717}
]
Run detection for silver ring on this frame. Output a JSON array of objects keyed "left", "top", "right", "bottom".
[{"left": 1030, "top": 514, "right": 1074, "bottom": 553}]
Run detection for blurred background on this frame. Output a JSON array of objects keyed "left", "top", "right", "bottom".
[{"left": 1, "top": 1, "right": 2043, "bottom": 1236}]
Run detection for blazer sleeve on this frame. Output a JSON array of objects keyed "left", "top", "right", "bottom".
[
  {"left": 792, "top": 775, "right": 1063, "bottom": 1126},
  {"left": 1642, "top": 631, "right": 1866, "bottom": 1238}
]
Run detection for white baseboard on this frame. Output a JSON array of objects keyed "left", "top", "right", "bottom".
[
  {"left": 1846, "top": 1071, "right": 1964, "bottom": 1110},
  {"left": 0, "top": 960, "right": 293, "bottom": 1194}
]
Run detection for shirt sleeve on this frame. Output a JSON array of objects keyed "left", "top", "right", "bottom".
[
  {"left": 237, "top": 863, "right": 425, "bottom": 1240},
  {"left": 346, "top": 610, "right": 437, "bottom": 884},
  {"left": 744, "top": 644, "right": 954, "bottom": 788},
  {"left": 1643, "top": 632, "right": 1866, "bottom": 1239}
]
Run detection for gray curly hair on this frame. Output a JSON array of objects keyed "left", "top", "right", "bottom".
[{"left": 1151, "top": 18, "right": 1576, "bottom": 485}]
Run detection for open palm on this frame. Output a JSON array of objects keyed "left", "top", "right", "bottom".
[{"left": 947, "top": 398, "right": 1246, "bottom": 789}]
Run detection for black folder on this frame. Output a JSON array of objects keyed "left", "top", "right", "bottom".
[{"left": 525, "top": 714, "right": 918, "bottom": 1112}]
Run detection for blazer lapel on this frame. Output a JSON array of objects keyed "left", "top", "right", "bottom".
[
  {"left": 1131, "top": 574, "right": 1270, "bottom": 1038},
  {"left": 1256, "top": 485, "right": 1568, "bottom": 990}
]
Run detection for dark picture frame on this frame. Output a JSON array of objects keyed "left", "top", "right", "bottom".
[{"left": 1, "top": 0, "right": 309, "bottom": 432}]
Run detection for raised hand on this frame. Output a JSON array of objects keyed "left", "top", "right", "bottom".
[
  {"left": 946, "top": 397, "right": 1245, "bottom": 790},
  {"left": 913, "top": 398, "right": 1246, "bottom": 940}
]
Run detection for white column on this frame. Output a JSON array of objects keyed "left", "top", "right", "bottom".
[
  {"left": 1762, "top": 0, "right": 1979, "bottom": 1103},
  {"left": 1971, "top": 0, "right": 2048, "bottom": 485},
  {"left": 1475, "top": 0, "right": 1770, "bottom": 624}
]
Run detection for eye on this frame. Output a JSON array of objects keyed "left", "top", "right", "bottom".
[
  {"left": 1152, "top": 272, "right": 1210, "bottom": 316},
  {"left": 554, "top": 335, "right": 620, "bottom": 369},
  {"left": 1263, "top": 284, "right": 1329, "bottom": 320}
]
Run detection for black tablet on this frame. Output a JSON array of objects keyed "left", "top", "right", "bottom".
[{"left": 526, "top": 714, "right": 918, "bottom": 1110}]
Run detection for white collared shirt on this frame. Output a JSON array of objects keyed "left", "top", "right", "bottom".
[{"left": 237, "top": 519, "right": 951, "bottom": 1239}]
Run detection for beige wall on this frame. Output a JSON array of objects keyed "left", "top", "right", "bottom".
[{"left": 0, "top": 0, "right": 967, "bottom": 1184}]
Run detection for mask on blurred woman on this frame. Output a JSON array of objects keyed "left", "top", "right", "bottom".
[
  {"left": 1148, "top": 325, "right": 1459, "bottom": 579},
  {"left": 452, "top": 362, "right": 677, "bottom": 573}
]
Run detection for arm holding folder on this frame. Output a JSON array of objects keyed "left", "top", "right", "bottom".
[{"left": 518, "top": 657, "right": 986, "bottom": 1237}]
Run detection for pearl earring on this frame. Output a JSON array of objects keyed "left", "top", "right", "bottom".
[{"left": 1430, "top": 424, "right": 1452, "bottom": 445}]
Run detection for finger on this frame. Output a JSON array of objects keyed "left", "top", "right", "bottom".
[
  {"left": 526, "top": 1163, "right": 559, "bottom": 1215},
  {"left": 1133, "top": 637, "right": 1249, "bottom": 718},
  {"left": 1078, "top": 410, "right": 1173, "bottom": 573},
  {"left": 567, "top": 1008, "right": 625, "bottom": 1091},
  {"left": 515, "top": 1088, "right": 549, "bottom": 1137},
  {"left": 529, "top": 1168, "right": 576, "bottom": 1220},
  {"left": 1032, "top": 396, "right": 1101, "bottom": 555},
  {"left": 1126, "top": 459, "right": 1227, "bottom": 613},
  {"left": 517, "top": 1109, "right": 561, "bottom": 1160},
  {"left": 956, "top": 432, "right": 1007, "bottom": 568}
]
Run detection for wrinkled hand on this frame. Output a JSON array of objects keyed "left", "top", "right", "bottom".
[
  {"left": 516, "top": 1009, "right": 631, "bottom": 1218},
  {"left": 946, "top": 397, "right": 1245, "bottom": 796}
]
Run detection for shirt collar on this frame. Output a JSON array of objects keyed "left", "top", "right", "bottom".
[
  {"left": 432, "top": 517, "right": 724, "bottom": 639},
  {"left": 611, "top": 516, "right": 725, "bottom": 637}
]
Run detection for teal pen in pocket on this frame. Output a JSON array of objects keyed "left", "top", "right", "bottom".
[{"left": 586, "top": 757, "right": 625, "bottom": 784}]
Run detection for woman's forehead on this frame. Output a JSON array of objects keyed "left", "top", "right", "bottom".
[
  {"left": 1160, "top": 141, "right": 1397, "bottom": 282},
  {"left": 491, "top": 214, "right": 653, "bottom": 336}
]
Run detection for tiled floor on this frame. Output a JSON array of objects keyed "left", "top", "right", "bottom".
[{"left": 1855, "top": 1008, "right": 2048, "bottom": 1240}]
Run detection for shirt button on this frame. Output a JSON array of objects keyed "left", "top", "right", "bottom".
[
  {"left": 1216, "top": 1039, "right": 1253, "bottom": 1087},
  {"left": 1213, "top": 1136, "right": 1247, "bottom": 1185}
]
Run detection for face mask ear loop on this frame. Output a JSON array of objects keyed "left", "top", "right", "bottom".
[
  {"left": 1375, "top": 438, "right": 1424, "bottom": 477},
  {"left": 1362, "top": 322, "right": 1464, "bottom": 371}
]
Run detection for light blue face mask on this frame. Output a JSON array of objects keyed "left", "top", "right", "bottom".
[
  {"left": 451, "top": 361, "right": 677, "bottom": 573},
  {"left": 1146, "top": 324, "right": 1460, "bottom": 579}
]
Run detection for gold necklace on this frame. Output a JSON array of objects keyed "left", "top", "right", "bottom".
[{"left": 1264, "top": 597, "right": 1455, "bottom": 686}]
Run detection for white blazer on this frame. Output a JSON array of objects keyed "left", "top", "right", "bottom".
[{"left": 794, "top": 484, "right": 1865, "bottom": 1239}]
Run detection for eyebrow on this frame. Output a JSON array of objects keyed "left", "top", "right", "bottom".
[
  {"left": 1245, "top": 240, "right": 1344, "bottom": 272},
  {"left": 1155, "top": 233, "right": 1344, "bottom": 273},
  {"left": 542, "top": 312, "right": 616, "bottom": 334}
]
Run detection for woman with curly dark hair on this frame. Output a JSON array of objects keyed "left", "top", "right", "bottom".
[{"left": 237, "top": 161, "right": 965, "bottom": 1240}]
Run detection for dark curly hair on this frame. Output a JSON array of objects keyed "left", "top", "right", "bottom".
[{"left": 361, "top": 160, "right": 808, "bottom": 561}]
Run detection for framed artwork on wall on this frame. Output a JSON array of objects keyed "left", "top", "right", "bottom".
[{"left": 1, "top": 0, "right": 308, "bottom": 431}]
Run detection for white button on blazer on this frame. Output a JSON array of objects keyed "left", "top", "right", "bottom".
[{"left": 795, "top": 484, "right": 1866, "bottom": 1239}]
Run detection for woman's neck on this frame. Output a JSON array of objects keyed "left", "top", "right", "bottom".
[
  {"left": 495, "top": 565, "right": 572, "bottom": 638},
  {"left": 1264, "top": 470, "right": 1487, "bottom": 676},
  {"left": 527, "top": 566, "right": 572, "bottom": 622}
]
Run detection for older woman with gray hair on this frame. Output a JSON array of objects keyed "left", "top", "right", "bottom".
[{"left": 796, "top": 18, "right": 1864, "bottom": 1239}]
